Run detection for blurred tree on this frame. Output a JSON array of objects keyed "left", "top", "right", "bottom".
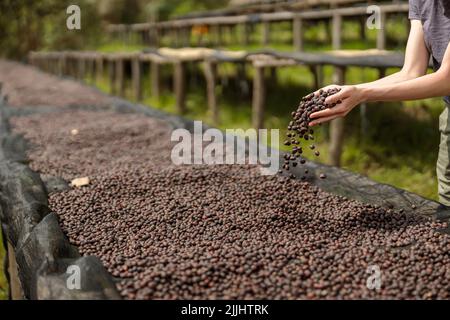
[
  {"left": 0, "top": 0, "right": 101, "bottom": 60},
  {"left": 0, "top": 0, "right": 230, "bottom": 59},
  {"left": 97, "top": 0, "right": 142, "bottom": 23},
  {"left": 156, "top": 0, "right": 229, "bottom": 20},
  {"left": 97, "top": 0, "right": 230, "bottom": 23}
]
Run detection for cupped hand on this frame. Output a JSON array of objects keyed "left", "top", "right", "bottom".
[{"left": 309, "top": 85, "right": 365, "bottom": 126}]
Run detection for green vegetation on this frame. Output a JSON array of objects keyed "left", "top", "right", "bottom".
[{"left": 0, "top": 0, "right": 101, "bottom": 59}]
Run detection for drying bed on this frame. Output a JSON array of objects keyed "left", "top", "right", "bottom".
[
  {"left": 0, "top": 101, "right": 448, "bottom": 299},
  {"left": 0, "top": 62, "right": 448, "bottom": 299},
  {"left": 0, "top": 60, "right": 113, "bottom": 108}
]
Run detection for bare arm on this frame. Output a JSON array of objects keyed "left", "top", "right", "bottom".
[
  {"left": 309, "top": 20, "right": 434, "bottom": 126},
  {"left": 361, "top": 43, "right": 450, "bottom": 101},
  {"left": 358, "top": 20, "right": 430, "bottom": 88}
]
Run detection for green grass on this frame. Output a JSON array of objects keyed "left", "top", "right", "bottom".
[
  {"left": 0, "top": 228, "right": 8, "bottom": 300},
  {"left": 94, "top": 41, "right": 146, "bottom": 53}
]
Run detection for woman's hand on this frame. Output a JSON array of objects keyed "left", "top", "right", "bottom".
[{"left": 309, "top": 85, "right": 365, "bottom": 126}]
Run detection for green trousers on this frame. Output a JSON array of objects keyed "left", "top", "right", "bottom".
[{"left": 437, "top": 102, "right": 450, "bottom": 205}]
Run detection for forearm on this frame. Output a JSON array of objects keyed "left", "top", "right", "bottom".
[
  {"left": 357, "top": 70, "right": 418, "bottom": 88},
  {"left": 360, "top": 69, "right": 450, "bottom": 102}
]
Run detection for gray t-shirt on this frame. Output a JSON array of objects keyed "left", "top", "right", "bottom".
[{"left": 409, "top": 0, "right": 450, "bottom": 103}]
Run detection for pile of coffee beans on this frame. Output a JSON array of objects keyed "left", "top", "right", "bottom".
[
  {"left": 10, "top": 110, "right": 173, "bottom": 180},
  {"left": 0, "top": 60, "right": 113, "bottom": 108},
  {"left": 11, "top": 107, "right": 450, "bottom": 300},
  {"left": 282, "top": 88, "right": 341, "bottom": 179},
  {"left": 49, "top": 165, "right": 450, "bottom": 300}
]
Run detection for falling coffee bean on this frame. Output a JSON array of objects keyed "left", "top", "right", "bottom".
[{"left": 282, "top": 88, "right": 341, "bottom": 178}]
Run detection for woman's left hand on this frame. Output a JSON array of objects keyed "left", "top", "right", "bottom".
[{"left": 309, "top": 85, "right": 365, "bottom": 126}]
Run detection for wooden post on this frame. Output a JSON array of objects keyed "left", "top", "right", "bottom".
[
  {"left": 58, "top": 54, "right": 66, "bottom": 76},
  {"left": 228, "top": 25, "right": 234, "bottom": 44},
  {"left": 236, "top": 62, "right": 249, "bottom": 97},
  {"left": 309, "top": 64, "right": 324, "bottom": 90},
  {"left": 269, "top": 67, "right": 277, "bottom": 87},
  {"left": 46, "top": 58, "right": 51, "bottom": 73},
  {"left": 242, "top": 22, "right": 250, "bottom": 46},
  {"left": 154, "top": 27, "right": 161, "bottom": 47},
  {"left": 46, "top": 57, "right": 52, "bottom": 74},
  {"left": 252, "top": 65, "right": 265, "bottom": 130},
  {"left": 377, "top": 10, "right": 387, "bottom": 50},
  {"left": 332, "top": 13, "right": 342, "bottom": 50},
  {"left": 151, "top": 61, "right": 160, "bottom": 101},
  {"left": 293, "top": 16, "right": 304, "bottom": 52},
  {"left": 95, "top": 54, "right": 104, "bottom": 84},
  {"left": 132, "top": 55, "right": 142, "bottom": 101},
  {"left": 7, "top": 242, "right": 23, "bottom": 300},
  {"left": 359, "top": 16, "right": 366, "bottom": 41},
  {"left": 174, "top": 61, "right": 186, "bottom": 114},
  {"left": 174, "top": 28, "right": 180, "bottom": 48},
  {"left": 262, "top": 21, "right": 270, "bottom": 46},
  {"left": 210, "top": 25, "right": 217, "bottom": 46},
  {"left": 329, "top": 66, "right": 346, "bottom": 167},
  {"left": 77, "top": 57, "right": 86, "bottom": 80},
  {"left": 88, "top": 57, "right": 95, "bottom": 82},
  {"left": 115, "top": 57, "right": 125, "bottom": 97},
  {"left": 378, "top": 67, "right": 386, "bottom": 79},
  {"left": 204, "top": 60, "right": 218, "bottom": 125},
  {"left": 183, "top": 27, "right": 190, "bottom": 47},
  {"left": 218, "top": 25, "right": 225, "bottom": 46},
  {"left": 108, "top": 59, "right": 116, "bottom": 95}
]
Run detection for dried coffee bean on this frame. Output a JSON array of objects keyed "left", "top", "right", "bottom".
[{"left": 282, "top": 89, "right": 341, "bottom": 176}]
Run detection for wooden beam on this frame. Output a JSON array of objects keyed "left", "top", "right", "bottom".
[
  {"left": 329, "top": 66, "right": 346, "bottom": 166},
  {"left": 252, "top": 65, "right": 266, "bottom": 130},
  {"left": 204, "top": 60, "right": 219, "bottom": 125},
  {"left": 108, "top": 3, "right": 408, "bottom": 33},
  {"left": 174, "top": 61, "right": 186, "bottom": 114}
]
